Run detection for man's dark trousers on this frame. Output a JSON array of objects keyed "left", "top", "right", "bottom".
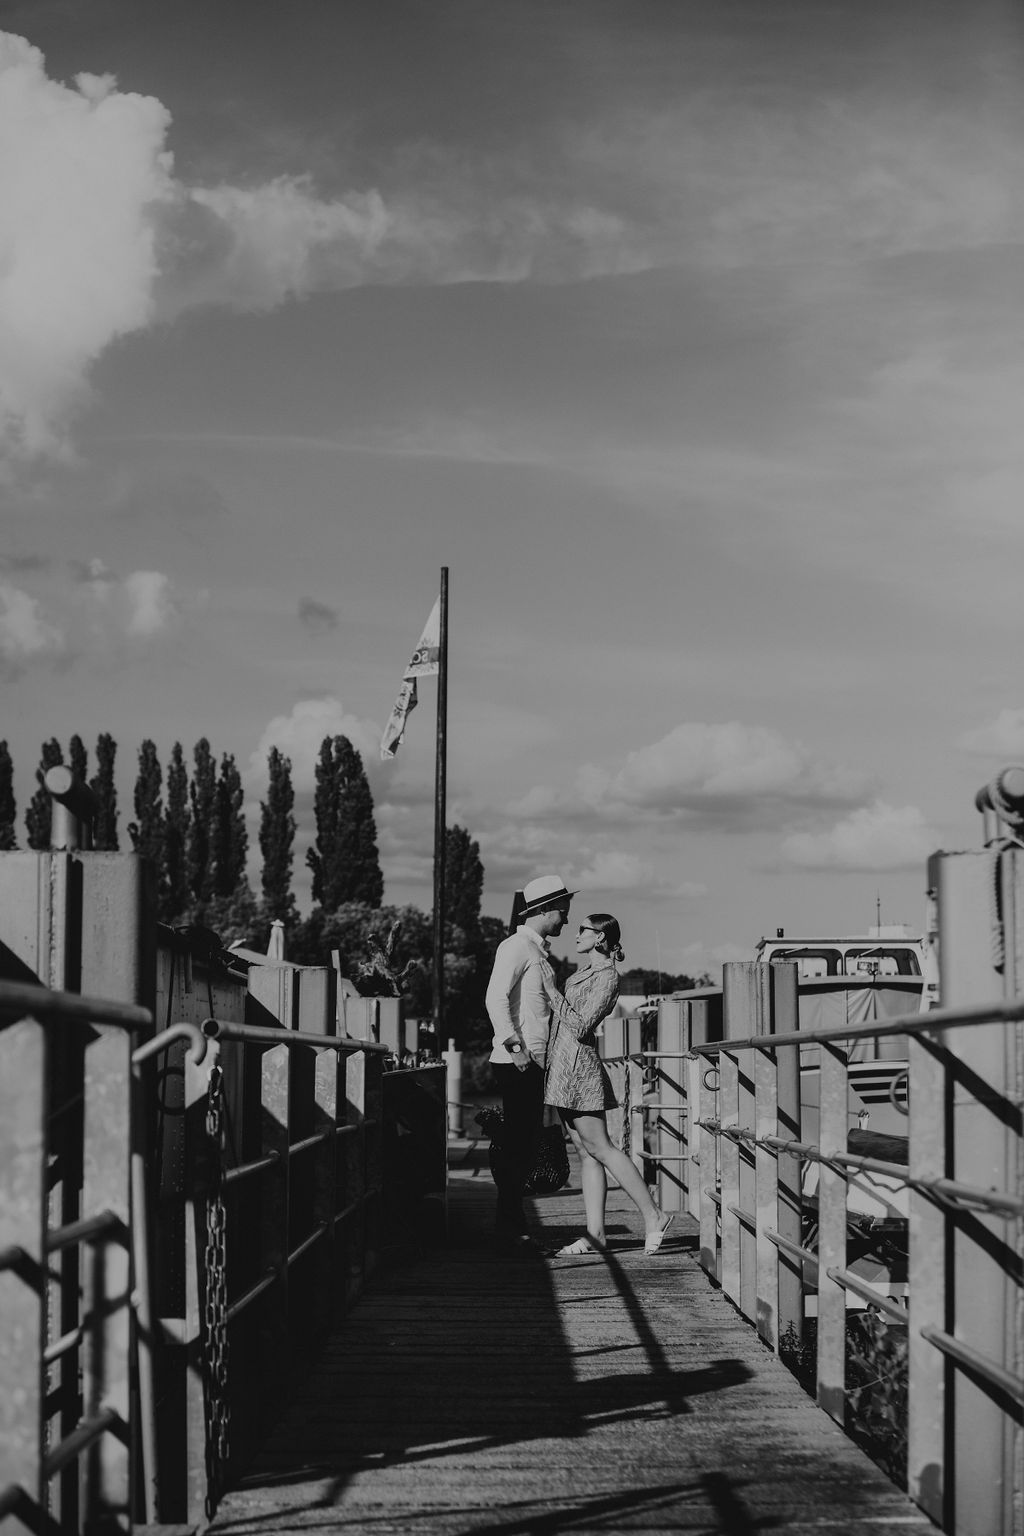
[{"left": 491, "top": 1061, "right": 545, "bottom": 1235}]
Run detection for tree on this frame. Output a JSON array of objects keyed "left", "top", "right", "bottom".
[
  {"left": 128, "top": 740, "right": 164, "bottom": 869},
  {"left": 0, "top": 740, "right": 16, "bottom": 849},
  {"left": 68, "top": 733, "right": 88, "bottom": 788},
  {"left": 90, "top": 733, "right": 119, "bottom": 850},
  {"left": 187, "top": 738, "right": 217, "bottom": 906},
  {"left": 306, "top": 735, "right": 383, "bottom": 910},
  {"left": 259, "top": 746, "right": 297, "bottom": 924},
  {"left": 25, "top": 738, "right": 63, "bottom": 849},
  {"left": 444, "top": 824, "right": 484, "bottom": 939},
  {"left": 163, "top": 742, "right": 190, "bottom": 921},
  {"left": 212, "top": 753, "right": 247, "bottom": 898}
]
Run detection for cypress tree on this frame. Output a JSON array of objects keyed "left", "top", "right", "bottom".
[
  {"left": 260, "top": 746, "right": 297, "bottom": 922},
  {"left": 187, "top": 738, "right": 217, "bottom": 905},
  {"left": 128, "top": 740, "right": 164, "bottom": 869},
  {"left": 25, "top": 738, "right": 64, "bottom": 849},
  {"left": 163, "top": 742, "right": 190, "bottom": 920},
  {"left": 444, "top": 824, "right": 484, "bottom": 938},
  {"left": 212, "top": 753, "right": 247, "bottom": 898},
  {"left": 90, "top": 733, "right": 119, "bottom": 851},
  {"left": 0, "top": 740, "right": 16, "bottom": 849},
  {"left": 306, "top": 735, "right": 383, "bottom": 911},
  {"left": 68, "top": 733, "right": 88, "bottom": 788}
]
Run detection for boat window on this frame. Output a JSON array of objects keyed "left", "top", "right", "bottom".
[
  {"left": 844, "top": 947, "right": 921, "bottom": 977},
  {"left": 769, "top": 947, "right": 840, "bottom": 977}
]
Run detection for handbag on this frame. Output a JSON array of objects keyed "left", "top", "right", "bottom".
[{"left": 475, "top": 1107, "right": 571, "bottom": 1196}]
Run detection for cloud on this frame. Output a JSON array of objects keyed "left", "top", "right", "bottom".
[
  {"left": 298, "top": 598, "right": 338, "bottom": 636},
  {"left": 512, "top": 722, "right": 870, "bottom": 830},
  {"left": 0, "top": 34, "right": 172, "bottom": 456},
  {"left": 574, "top": 848, "right": 706, "bottom": 900},
  {"left": 957, "top": 709, "right": 1024, "bottom": 758},
  {"left": 67, "top": 559, "right": 180, "bottom": 639},
  {"left": 123, "top": 570, "right": 178, "bottom": 636},
  {"left": 247, "top": 697, "right": 380, "bottom": 791},
  {"left": 0, "top": 582, "right": 64, "bottom": 662},
  {"left": 781, "top": 800, "right": 938, "bottom": 872}
]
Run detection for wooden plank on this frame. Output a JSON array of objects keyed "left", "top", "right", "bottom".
[{"left": 208, "top": 1138, "right": 933, "bottom": 1536}]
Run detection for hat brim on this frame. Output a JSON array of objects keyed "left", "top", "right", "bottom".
[{"left": 519, "top": 888, "right": 577, "bottom": 916}]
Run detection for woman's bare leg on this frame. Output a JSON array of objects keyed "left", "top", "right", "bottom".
[
  {"left": 570, "top": 1112, "right": 662, "bottom": 1234},
  {"left": 562, "top": 1117, "right": 608, "bottom": 1245}
]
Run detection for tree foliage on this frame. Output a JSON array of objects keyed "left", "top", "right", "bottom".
[
  {"left": 163, "top": 742, "right": 190, "bottom": 921},
  {"left": 0, "top": 740, "right": 16, "bottom": 850},
  {"left": 259, "top": 746, "right": 297, "bottom": 924},
  {"left": 25, "top": 738, "right": 63, "bottom": 850},
  {"left": 187, "top": 738, "right": 217, "bottom": 906},
  {"left": 212, "top": 752, "right": 246, "bottom": 898},
  {"left": 90, "top": 733, "right": 119, "bottom": 851},
  {"left": 306, "top": 735, "right": 383, "bottom": 910},
  {"left": 444, "top": 824, "right": 483, "bottom": 939},
  {"left": 128, "top": 740, "right": 164, "bottom": 869},
  {"left": 68, "top": 734, "right": 87, "bottom": 788}
]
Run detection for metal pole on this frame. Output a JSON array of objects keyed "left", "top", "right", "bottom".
[{"left": 432, "top": 568, "right": 449, "bottom": 1058}]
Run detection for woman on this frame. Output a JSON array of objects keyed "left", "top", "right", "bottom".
[{"left": 542, "top": 914, "right": 673, "bottom": 1256}]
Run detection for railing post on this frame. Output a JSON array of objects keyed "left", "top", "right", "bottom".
[
  {"left": 80, "top": 1025, "right": 133, "bottom": 1529},
  {"left": 698, "top": 1054, "right": 721, "bottom": 1281},
  {"left": 259, "top": 1043, "right": 291, "bottom": 1409},
  {"left": 655, "top": 999, "right": 687, "bottom": 1214},
  {"left": 312, "top": 1049, "right": 340, "bottom": 1336},
  {"left": 722, "top": 963, "right": 773, "bottom": 1323},
  {"left": 911, "top": 847, "right": 1024, "bottom": 1535},
  {"left": 0, "top": 1019, "right": 46, "bottom": 1516},
  {"left": 751, "top": 963, "right": 802, "bottom": 1350},
  {"left": 816, "top": 1039, "right": 849, "bottom": 1425}
]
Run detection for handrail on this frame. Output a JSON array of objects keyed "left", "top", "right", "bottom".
[
  {"left": 0, "top": 977, "right": 152, "bottom": 1030},
  {"left": 919, "top": 1325, "right": 1024, "bottom": 1407},
  {"left": 690, "top": 993, "right": 1024, "bottom": 1056},
  {"left": 201, "top": 1015, "right": 391, "bottom": 1053}
]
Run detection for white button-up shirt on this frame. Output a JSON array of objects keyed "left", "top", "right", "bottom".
[{"left": 485, "top": 925, "right": 553, "bottom": 1063}]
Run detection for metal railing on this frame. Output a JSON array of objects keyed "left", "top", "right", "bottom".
[
  {"left": 602, "top": 944, "right": 1022, "bottom": 1536},
  {"left": 0, "top": 970, "right": 442, "bottom": 1532}
]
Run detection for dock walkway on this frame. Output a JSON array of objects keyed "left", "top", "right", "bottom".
[{"left": 211, "top": 1136, "right": 935, "bottom": 1535}]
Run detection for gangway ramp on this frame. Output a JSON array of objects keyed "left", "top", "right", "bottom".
[{"left": 211, "top": 1141, "right": 932, "bottom": 1535}]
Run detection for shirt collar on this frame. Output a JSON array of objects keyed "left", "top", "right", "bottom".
[{"left": 517, "top": 924, "right": 551, "bottom": 954}]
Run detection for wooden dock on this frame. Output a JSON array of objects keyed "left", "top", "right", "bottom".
[{"left": 211, "top": 1137, "right": 935, "bottom": 1535}]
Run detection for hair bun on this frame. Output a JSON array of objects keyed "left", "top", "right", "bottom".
[{"left": 611, "top": 943, "right": 624, "bottom": 963}]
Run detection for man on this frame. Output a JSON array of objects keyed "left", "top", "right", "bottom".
[{"left": 485, "top": 873, "right": 574, "bottom": 1246}]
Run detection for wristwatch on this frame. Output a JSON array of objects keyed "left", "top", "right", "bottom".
[{"left": 504, "top": 1036, "right": 525, "bottom": 1058}]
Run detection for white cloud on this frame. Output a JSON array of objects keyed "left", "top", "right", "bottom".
[
  {"left": 781, "top": 801, "right": 938, "bottom": 872},
  {"left": 0, "top": 33, "right": 172, "bottom": 456},
  {"left": 123, "top": 570, "right": 178, "bottom": 636},
  {"left": 957, "top": 709, "right": 1024, "bottom": 758},
  {"left": 248, "top": 698, "right": 380, "bottom": 791},
  {"left": 574, "top": 848, "right": 706, "bottom": 899},
  {"left": 513, "top": 722, "right": 870, "bottom": 829},
  {"left": 0, "top": 582, "right": 64, "bottom": 661}
]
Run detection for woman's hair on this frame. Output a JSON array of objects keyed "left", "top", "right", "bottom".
[{"left": 586, "top": 913, "right": 624, "bottom": 963}]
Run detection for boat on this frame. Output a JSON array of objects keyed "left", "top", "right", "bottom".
[{"left": 752, "top": 925, "right": 936, "bottom": 1311}]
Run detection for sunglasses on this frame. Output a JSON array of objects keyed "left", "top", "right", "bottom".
[{"left": 577, "top": 924, "right": 599, "bottom": 935}]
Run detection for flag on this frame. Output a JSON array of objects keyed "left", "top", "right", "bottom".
[
  {"left": 403, "top": 598, "right": 440, "bottom": 678},
  {"left": 380, "top": 678, "right": 418, "bottom": 760},
  {"left": 379, "top": 599, "right": 440, "bottom": 760}
]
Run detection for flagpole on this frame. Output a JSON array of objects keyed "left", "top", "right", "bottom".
[{"left": 432, "top": 567, "right": 449, "bottom": 1056}]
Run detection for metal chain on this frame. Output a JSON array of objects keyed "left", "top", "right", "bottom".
[
  {"left": 203, "top": 1055, "right": 230, "bottom": 1514},
  {"left": 620, "top": 1062, "right": 632, "bottom": 1157}
]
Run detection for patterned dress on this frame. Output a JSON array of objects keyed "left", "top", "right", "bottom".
[{"left": 543, "top": 963, "right": 620, "bottom": 1113}]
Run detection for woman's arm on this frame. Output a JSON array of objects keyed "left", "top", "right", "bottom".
[{"left": 542, "top": 966, "right": 618, "bottom": 1040}]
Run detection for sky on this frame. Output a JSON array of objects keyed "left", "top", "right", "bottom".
[{"left": 2, "top": 0, "right": 1024, "bottom": 979}]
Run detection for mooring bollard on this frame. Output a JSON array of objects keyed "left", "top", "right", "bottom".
[{"left": 443, "top": 1036, "right": 463, "bottom": 1136}]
